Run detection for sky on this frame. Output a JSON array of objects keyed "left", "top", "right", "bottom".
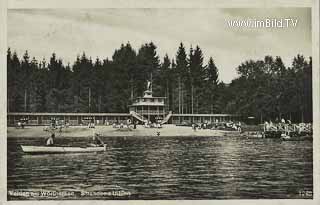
[{"left": 7, "top": 8, "right": 311, "bottom": 83}]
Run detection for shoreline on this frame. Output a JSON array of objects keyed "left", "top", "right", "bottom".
[{"left": 7, "top": 125, "right": 241, "bottom": 138}]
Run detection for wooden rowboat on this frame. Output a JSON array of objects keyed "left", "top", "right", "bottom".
[{"left": 21, "top": 145, "right": 107, "bottom": 154}]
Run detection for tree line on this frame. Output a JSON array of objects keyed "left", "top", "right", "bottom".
[{"left": 7, "top": 42, "right": 312, "bottom": 123}]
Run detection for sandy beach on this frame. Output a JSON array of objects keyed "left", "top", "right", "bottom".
[{"left": 7, "top": 124, "right": 241, "bottom": 138}]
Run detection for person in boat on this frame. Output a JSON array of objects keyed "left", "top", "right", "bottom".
[
  {"left": 90, "top": 133, "right": 104, "bottom": 147},
  {"left": 46, "top": 133, "right": 55, "bottom": 146}
]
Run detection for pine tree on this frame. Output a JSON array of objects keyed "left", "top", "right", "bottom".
[
  {"left": 174, "top": 43, "right": 188, "bottom": 114},
  {"left": 111, "top": 43, "right": 137, "bottom": 112},
  {"left": 159, "top": 54, "right": 171, "bottom": 111},
  {"left": 189, "top": 45, "right": 205, "bottom": 113},
  {"left": 205, "top": 57, "right": 219, "bottom": 113},
  {"left": 136, "top": 42, "right": 160, "bottom": 96},
  {"left": 21, "top": 50, "right": 31, "bottom": 112}
]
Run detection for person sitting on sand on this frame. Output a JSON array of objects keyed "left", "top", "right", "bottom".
[{"left": 46, "top": 133, "right": 55, "bottom": 146}]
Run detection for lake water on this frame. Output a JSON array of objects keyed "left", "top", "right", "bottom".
[{"left": 7, "top": 135, "right": 313, "bottom": 200}]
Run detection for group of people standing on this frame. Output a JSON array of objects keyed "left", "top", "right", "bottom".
[
  {"left": 264, "top": 118, "right": 312, "bottom": 134},
  {"left": 192, "top": 121, "right": 242, "bottom": 132},
  {"left": 264, "top": 118, "right": 291, "bottom": 132}
]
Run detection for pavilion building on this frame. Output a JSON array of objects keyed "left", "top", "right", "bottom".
[{"left": 129, "top": 83, "right": 170, "bottom": 123}]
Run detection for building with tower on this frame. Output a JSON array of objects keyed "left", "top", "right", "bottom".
[{"left": 129, "top": 80, "right": 171, "bottom": 124}]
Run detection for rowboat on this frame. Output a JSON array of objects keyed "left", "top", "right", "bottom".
[{"left": 21, "top": 145, "right": 107, "bottom": 154}]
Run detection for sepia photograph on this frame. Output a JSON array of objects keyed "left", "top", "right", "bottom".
[{"left": 3, "top": 2, "right": 318, "bottom": 202}]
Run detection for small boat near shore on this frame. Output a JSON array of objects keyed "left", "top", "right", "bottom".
[
  {"left": 21, "top": 145, "right": 107, "bottom": 154},
  {"left": 280, "top": 135, "right": 313, "bottom": 141}
]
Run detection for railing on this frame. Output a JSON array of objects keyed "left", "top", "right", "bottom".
[
  {"left": 135, "top": 110, "right": 166, "bottom": 115},
  {"left": 161, "top": 111, "right": 172, "bottom": 124},
  {"left": 130, "top": 111, "right": 148, "bottom": 122}
]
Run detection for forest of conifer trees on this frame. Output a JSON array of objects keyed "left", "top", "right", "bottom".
[{"left": 7, "top": 42, "right": 312, "bottom": 123}]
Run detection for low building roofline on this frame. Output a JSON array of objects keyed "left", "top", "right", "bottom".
[{"left": 7, "top": 112, "right": 131, "bottom": 116}]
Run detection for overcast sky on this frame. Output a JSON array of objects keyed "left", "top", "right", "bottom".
[{"left": 8, "top": 8, "right": 311, "bottom": 83}]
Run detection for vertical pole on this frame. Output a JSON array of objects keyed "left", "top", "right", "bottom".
[
  {"left": 191, "top": 85, "right": 194, "bottom": 114},
  {"left": 131, "top": 78, "right": 134, "bottom": 101},
  {"left": 181, "top": 90, "right": 184, "bottom": 114},
  {"left": 166, "top": 80, "right": 169, "bottom": 112},
  {"left": 99, "top": 96, "right": 101, "bottom": 113},
  {"left": 29, "top": 90, "right": 32, "bottom": 112},
  {"left": 88, "top": 87, "right": 91, "bottom": 113},
  {"left": 150, "top": 72, "right": 153, "bottom": 93},
  {"left": 196, "top": 98, "right": 198, "bottom": 114},
  {"left": 178, "top": 76, "right": 181, "bottom": 114},
  {"left": 24, "top": 89, "right": 27, "bottom": 112},
  {"left": 290, "top": 112, "right": 292, "bottom": 121}
]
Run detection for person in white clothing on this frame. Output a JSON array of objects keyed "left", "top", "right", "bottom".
[{"left": 46, "top": 133, "right": 55, "bottom": 146}]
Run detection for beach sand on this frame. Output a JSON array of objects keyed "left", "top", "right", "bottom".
[{"left": 7, "top": 124, "right": 241, "bottom": 138}]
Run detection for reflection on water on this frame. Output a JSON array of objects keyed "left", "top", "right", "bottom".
[{"left": 7, "top": 136, "right": 313, "bottom": 200}]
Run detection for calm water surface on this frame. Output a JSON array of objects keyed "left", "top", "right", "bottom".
[{"left": 7, "top": 135, "right": 313, "bottom": 200}]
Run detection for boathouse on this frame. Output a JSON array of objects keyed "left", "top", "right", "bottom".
[
  {"left": 7, "top": 112, "right": 131, "bottom": 126},
  {"left": 7, "top": 110, "right": 242, "bottom": 126},
  {"left": 7, "top": 112, "right": 240, "bottom": 126}
]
